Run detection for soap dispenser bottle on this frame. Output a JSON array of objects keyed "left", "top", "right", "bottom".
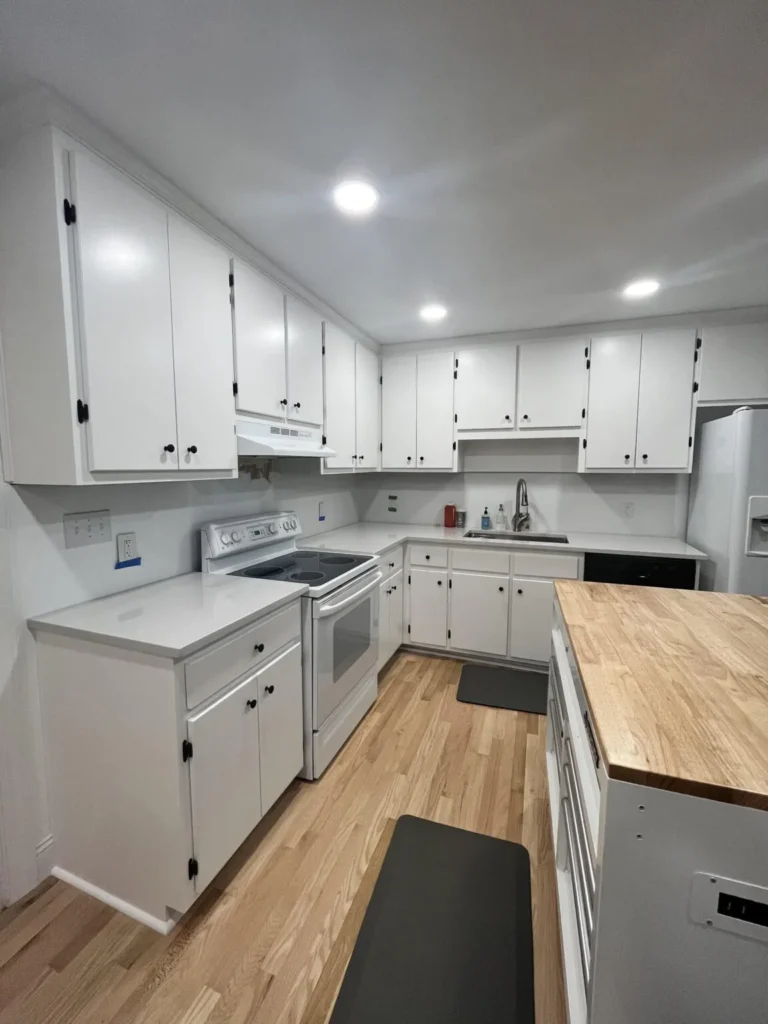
[
  {"left": 481, "top": 507, "right": 492, "bottom": 530},
  {"left": 495, "top": 503, "right": 508, "bottom": 530}
]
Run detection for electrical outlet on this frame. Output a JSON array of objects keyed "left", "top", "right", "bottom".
[
  {"left": 624, "top": 503, "right": 635, "bottom": 519},
  {"left": 63, "top": 510, "right": 112, "bottom": 549},
  {"left": 318, "top": 500, "right": 325, "bottom": 522},
  {"left": 116, "top": 532, "right": 138, "bottom": 563}
]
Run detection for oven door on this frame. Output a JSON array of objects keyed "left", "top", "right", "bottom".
[{"left": 312, "top": 568, "right": 383, "bottom": 729}]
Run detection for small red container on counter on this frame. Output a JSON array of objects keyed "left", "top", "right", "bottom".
[{"left": 444, "top": 503, "right": 457, "bottom": 528}]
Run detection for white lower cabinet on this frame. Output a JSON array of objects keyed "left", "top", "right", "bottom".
[
  {"left": 509, "top": 577, "right": 555, "bottom": 663},
  {"left": 35, "top": 598, "right": 304, "bottom": 933},
  {"left": 449, "top": 571, "right": 509, "bottom": 656},
  {"left": 409, "top": 567, "right": 448, "bottom": 647},
  {"left": 379, "top": 567, "right": 404, "bottom": 667}
]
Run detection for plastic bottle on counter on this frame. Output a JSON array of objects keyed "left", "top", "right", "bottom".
[
  {"left": 481, "top": 507, "right": 492, "bottom": 530},
  {"left": 495, "top": 503, "right": 508, "bottom": 530}
]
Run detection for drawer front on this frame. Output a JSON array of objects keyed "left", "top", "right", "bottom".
[
  {"left": 409, "top": 544, "right": 448, "bottom": 568},
  {"left": 382, "top": 545, "right": 404, "bottom": 579},
  {"left": 450, "top": 547, "right": 511, "bottom": 574},
  {"left": 185, "top": 602, "right": 301, "bottom": 710},
  {"left": 513, "top": 551, "right": 579, "bottom": 579}
]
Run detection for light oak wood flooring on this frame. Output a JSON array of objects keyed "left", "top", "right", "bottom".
[{"left": 0, "top": 652, "right": 565, "bottom": 1023}]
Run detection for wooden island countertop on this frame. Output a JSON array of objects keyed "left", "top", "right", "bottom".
[{"left": 554, "top": 580, "right": 768, "bottom": 810}]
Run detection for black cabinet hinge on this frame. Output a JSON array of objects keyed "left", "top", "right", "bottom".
[
  {"left": 447, "top": 629, "right": 451, "bottom": 639},
  {"left": 322, "top": 434, "right": 327, "bottom": 445},
  {"left": 322, "top": 344, "right": 326, "bottom": 355},
  {"left": 582, "top": 438, "right": 587, "bottom": 449},
  {"left": 584, "top": 346, "right": 588, "bottom": 357},
  {"left": 228, "top": 272, "right": 234, "bottom": 287},
  {"left": 232, "top": 381, "right": 238, "bottom": 396},
  {"left": 688, "top": 435, "right": 693, "bottom": 448},
  {"left": 76, "top": 399, "right": 89, "bottom": 424},
  {"left": 454, "top": 413, "right": 457, "bottom": 424},
  {"left": 448, "top": 579, "right": 452, "bottom": 589},
  {"left": 581, "top": 407, "right": 585, "bottom": 419},
  {"left": 379, "top": 442, "right": 383, "bottom": 452},
  {"left": 453, "top": 369, "right": 457, "bottom": 379},
  {"left": 586, "top": 358, "right": 591, "bottom": 370},
  {"left": 63, "top": 199, "right": 77, "bottom": 225},
  {"left": 693, "top": 381, "right": 699, "bottom": 393},
  {"left": 452, "top": 441, "right": 457, "bottom": 451},
  {"left": 407, "top": 624, "right": 411, "bottom": 634},
  {"left": 694, "top": 350, "right": 699, "bottom": 363},
  {"left": 696, "top": 337, "right": 702, "bottom": 349},
  {"left": 379, "top": 375, "right": 383, "bottom": 385},
  {"left": 188, "top": 857, "right": 199, "bottom": 880},
  {"left": 182, "top": 739, "right": 193, "bottom": 762},
  {"left": 408, "top": 574, "right": 411, "bottom": 584}
]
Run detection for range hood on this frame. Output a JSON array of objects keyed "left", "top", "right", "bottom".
[{"left": 237, "top": 419, "right": 336, "bottom": 458}]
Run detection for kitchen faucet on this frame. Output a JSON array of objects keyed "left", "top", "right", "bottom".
[{"left": 513, "top": 477, "right": 530, "bottom": 531}]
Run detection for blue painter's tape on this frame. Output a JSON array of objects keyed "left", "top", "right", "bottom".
[
  {"left": 115, "top": 557, "right": 142, "bottom": 569},
  {"left": 319, "top": 516, "right": 326, "bottom": 522}
]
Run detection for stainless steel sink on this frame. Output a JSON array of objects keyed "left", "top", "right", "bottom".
[{"left": 463, "top": 531, "right": 569, "bottom": 544}]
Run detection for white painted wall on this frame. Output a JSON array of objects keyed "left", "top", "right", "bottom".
[{"left": 0, "top": 460, "right": 359, "bottom": 902}]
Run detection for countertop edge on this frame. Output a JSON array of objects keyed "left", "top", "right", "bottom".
[{"left": 28, "top": 588, "right": 307, "bottom": 661}]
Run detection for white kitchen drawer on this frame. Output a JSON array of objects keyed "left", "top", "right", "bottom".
[
  {"left": 185, "top": 602, "right": 301, "bottom": 709},
  {"left": 409, "top": 544, "right": 448, "bottom": 568},
  {"left": 381, "top": 545, "right": 404, "bottom": 579},
  {"left": 450, "top": 547, "right": 511, "bottom": 574},
  {"left": 513, "top": 551, "right": 579, "bottom": 580}
]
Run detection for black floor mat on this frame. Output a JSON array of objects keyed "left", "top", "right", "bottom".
[
  {"left": 457, "top": 662, "right": 548, "bottom": 714},
  {"left": 329, "top": 815, "right": 534, "bottom": 1024}
]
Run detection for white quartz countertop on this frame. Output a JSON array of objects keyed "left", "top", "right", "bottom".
[
  {"left": 301, "top": 523, "right": 708, "bottom": 560},
  {"left": 28, "top": 573, "right": 308, "bottom": 659}
]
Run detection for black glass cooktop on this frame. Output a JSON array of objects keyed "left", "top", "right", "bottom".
[{"left": 229, "top": 549, "right": 373, "bottom": 586}]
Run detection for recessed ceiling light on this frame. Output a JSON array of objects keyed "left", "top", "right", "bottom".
[
  {"left": 332, "top": 179, "right": 379, "bottom": 217},
  {"left": 419, "top": 303, "right": 448, "bottom": 323},
  {"left": 622, "top": 278, "right": 660, "bottom": 299}
]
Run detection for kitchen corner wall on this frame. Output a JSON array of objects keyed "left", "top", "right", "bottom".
[{"left": 0, "top": 459, "right": 359, "bottom": 902}]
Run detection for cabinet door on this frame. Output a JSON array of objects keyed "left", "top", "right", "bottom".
[
  {"left": 286, "top": 297, "right": 323, "bottom": 425},
  {"left": 389, "top": 569, "right": 404, "bottom": 655},
  {"left": 409, "top": 568, "right": 448, "bottom": 647},
  {"left": 449, "top": 571, "right": 508, "bottom": 656},
  {"left": 635, "top": 330, "right": 695, "bottom": 470},
  {"left": 698, "top": 324, "right": 768, "bottom": 404},
  {"left": 510, "top": 577, "right": 554, "bottom": 663},
  {"left": 187, "top": 670, "right": 262, "bottom": 892},
  {"left": 355, "top": 343, "right": 380, "bottom": 469},
  {"left": 70, "top": 150, "right": 178, "bottom": 472},
  {"left": 257, "top": 642, "right": 303, "bottom": 815},
  {"left": 517, "top": 338, "right": 586, "bottom": 429},
  {"left": 382, "top": 355, "right": 417, "bottom": 469},
  {"left": 323, "top": 324, "right": 357, "bottom": 469},
  {"left": 417, "top": 352, "right": 455, "bottom": 469},
  {"left": 584, "top": 335, "right": 642, "bottom": 470},
  {"left": 232, "top": 259, "right": 286, "bottom": 420},
  {"left": 455, "top": 345, "right": 517, "bottom": 430},
  {"left": 168, "top": 216, "right": 236, "bottom": 472}
]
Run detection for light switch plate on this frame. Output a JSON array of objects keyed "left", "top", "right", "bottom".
[{"left": 63, "top": 510, "right": 112, "bottom": 549}]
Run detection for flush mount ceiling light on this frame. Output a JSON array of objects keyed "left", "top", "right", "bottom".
[
  {"left": 419, "top": 303, "right": 448, "bottom": 323},
  {"left": 331, "top": 179, "right": 380, "bottom": 217},
  {"left": 622, "top": 278, "right": 660, "bottom": 299}
]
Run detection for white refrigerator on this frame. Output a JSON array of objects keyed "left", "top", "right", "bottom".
[{"left": 687, "top": 406, "right": 768, "bottom": 594}]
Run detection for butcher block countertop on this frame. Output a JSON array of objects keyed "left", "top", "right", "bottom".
[{"left": 555, "top": 580, "right": 768, "bottom": 810}]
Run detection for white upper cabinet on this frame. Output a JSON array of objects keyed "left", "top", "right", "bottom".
[
  {"left": 168, "top": 216, "right": 237, "bottom": 472},
  {"left": 698, "top": 324, "right": 768, "bottom": 405},
  {"left": 455, "top": 345, "right": 517, "bottom": 430},
  {"left": 635, "top": 330, "right": 695, "bottom": 470},
  {"left": 416, "top": 351, "right": 455, "bottom": 469},
  {"left": 355, "top": 343, "right": 380, "bottom": 469},
  {"left": 584, "top": 335, "right": 642, "bottom": 470},
  {"left": 323, "top": 324, "right": 357, "bottom": 469},
  {"left": 232, "top": 259, "right": 287, "bottom": 420},
  {"left": 382, "top": 355, "right": 417, "bottom": 469},
  {"left": 71, "top": 151, "right": 179, "bottom": 472},
  {"left": 517, "top": 338, "right": 586, "bottom": 429},
  {"left": 286, "top": 297, "right": 323, "bottom": 426}
]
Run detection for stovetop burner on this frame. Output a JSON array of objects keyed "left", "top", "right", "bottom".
[{"left": 228, "top": 548, "right": 374, "bottom": 589}]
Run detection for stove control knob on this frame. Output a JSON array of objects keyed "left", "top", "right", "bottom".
[
  {"left": 221, "top": 532, "right": 231, "bottom": 546},
  {"left": 268, "top": 523, "right": 278, "bottom": 534},
  {"left": 283, "top": 522, "right": 290, "bottom": 531},
  {"left": 231, "top": 530, "right": 242, "bottom": 543},
  {"left": 290, "top": 518, "right": 298, "bottom": 529}
]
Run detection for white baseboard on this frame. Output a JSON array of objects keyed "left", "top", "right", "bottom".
[
  {"left": 51, "top": 866, "right": 176, "bottom": 934},
  {"left": 35, "top": 833, "right": 55, "bottom": 881}
]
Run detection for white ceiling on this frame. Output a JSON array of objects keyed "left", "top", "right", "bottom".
[{"left": 1, "top": 0, "right": 767, "bottom": 343}]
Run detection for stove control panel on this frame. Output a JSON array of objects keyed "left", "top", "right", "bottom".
[{"left": 202, "top": 512, "right": 301, "bottom": 560}]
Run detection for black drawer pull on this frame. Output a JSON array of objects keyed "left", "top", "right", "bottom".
[
  {"left": 254, "top": 642, "right": 265, "bottom": 653},
  {"left": 265, "top": 684, "right": 275, "bottom": 695},
  {"left": 246, "top": 698, "right": 257, "bottom": 710}
]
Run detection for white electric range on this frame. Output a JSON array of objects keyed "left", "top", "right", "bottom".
[{"left": 201, "top": 511, "right": 382, "bottom": 778}]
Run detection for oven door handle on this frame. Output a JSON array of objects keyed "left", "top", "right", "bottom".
[{"left": 315, "top": 571, "right": 383, "bottom": 618}]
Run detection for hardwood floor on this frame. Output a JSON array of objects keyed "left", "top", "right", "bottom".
[{"left": 0, "top": 653, "right": 566, "bottom": 1023}]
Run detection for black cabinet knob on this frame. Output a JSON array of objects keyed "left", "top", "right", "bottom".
[
  {"left": 499, "top": 586, "right": 504, "bottom": 592},
  {"left": 437, "top": 580, "right": 442, "bottom": 586},
  {"left": 246, "top": 698, "right": 257, "bottom": 710},
  {"left": 164, "top": 444, "right": 175, "bottom": 453},
  {"left": 505, "top": 415, "right": 511, "bottom": 421},
  {"left": 517, "top": 588, "right": 523, "bottom": 594},
  {"left": 280, "top": 398, "right": 288, "bottom": 406},
  {"left": 392, "top": 585, "right": 397, "bottom": 591},
  {"left": 254, "top": 642, "right": 265, "bottom": 653},
  {"left": 265, "top": 684, "right": 275, "bottom": 695},
  {"left": 407, "top": 456, "right": 412, "bottom": 462},
  {"left": 624, "top": 454, "right": 631, "bottom": 460},
  {"left": 294, "top": 401, "right": 301, "bottom": 409},
  {"left": 642, "top": 453, "right": 648, "bottom": 460},
  {"left": 522, "top": 414, "right": 529, "bottom": 420},
  {"left": 419, "top": 456, "right": 424, "bottom": 462},
  {"left": 386, "top": 589, "right": 392, "bottom": 595},
  {"left": 389, "top": 562, "right": 395, "bottom": 568},
  {"left": 425, "top": 554, "right": 430, "bottom": 560},
  {"left": 187, "top": 445, "right": 198, "bottom": 454},
  {"left": 359, "top": 455, "right": 364, "bottom": 461}
]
